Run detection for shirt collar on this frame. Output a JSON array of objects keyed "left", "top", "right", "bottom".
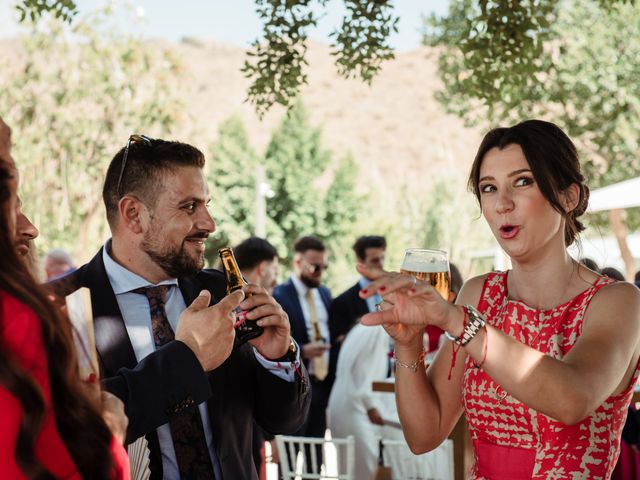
[
  {"left": 358, "top": 276, "right": 372, "bottom": 290},
  {"left": 102, "top": 239, "right": 178, "bottom": 295},
  {"left": 291, "top": 273, "right": 313, "bottom": 297}
]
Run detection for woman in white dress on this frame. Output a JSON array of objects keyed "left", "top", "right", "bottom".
[{"left": 327, "top": 321, "right": 390, "bottom": 480}]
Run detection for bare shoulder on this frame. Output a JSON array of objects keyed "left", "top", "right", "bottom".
[
  {"left": 593, "top": 280, "right": 640, "bottom": 306},
  {"left": 586, "top": 280, "right": 640, "bottom": 328},
  {"left": 456, "top": 272, "right": 493, "bottom": 307}
]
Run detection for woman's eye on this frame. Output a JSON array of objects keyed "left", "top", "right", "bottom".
[
  {"left": 480, "top": 184, "right": 495, "bottom": 194},
  {"left": 515, "top": 177, "right": 534, "bottom": 187}
]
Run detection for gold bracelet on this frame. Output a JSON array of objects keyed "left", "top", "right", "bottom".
[{"left": 394, "top": 349, "right": 426, "bottom": 373}]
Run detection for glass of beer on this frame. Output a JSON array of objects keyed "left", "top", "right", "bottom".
[
  {"left": 396, "top": 248, "right": 450, "bottom": 369},
  {"left": 400, "top": 248, "right": 450, "bottom": 300}
]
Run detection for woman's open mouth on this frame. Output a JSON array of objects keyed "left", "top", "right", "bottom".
[{"left": 499, "top": 224, "right": 520, "bottom": 239}]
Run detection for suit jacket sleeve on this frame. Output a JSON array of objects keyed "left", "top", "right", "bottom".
[
  {"left": 329, "top": 294, "right": 351, "bottom": 344},
  {"left": 104, "top": 340, "right": 212, "bottom": 443},
  {"left": 249, "top": 347, "right": 311, "bottom": 435}
]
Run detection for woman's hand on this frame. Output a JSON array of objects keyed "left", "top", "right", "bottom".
[
  {"left": 357, "top": 264, "right": 456, "bottom": 345},
  {"left": 101, "top": 390, "right": 128, "bottom": 445},
  {"left": 374, "top": 298, "right": 425, "bottom": 347}
]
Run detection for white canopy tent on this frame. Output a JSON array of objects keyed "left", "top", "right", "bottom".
[{"left": 587, "top": 176, "right": 640, "bottom": 213}]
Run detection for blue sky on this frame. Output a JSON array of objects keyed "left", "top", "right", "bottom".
[{"left": 0, "top": 0, "right": 449, "bottom": 51}]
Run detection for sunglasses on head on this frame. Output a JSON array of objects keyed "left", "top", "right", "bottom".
[{"left": 116, "top": 134, "right": 154, "bottom": 196}]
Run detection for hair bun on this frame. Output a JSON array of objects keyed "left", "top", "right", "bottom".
[{"left": 573, "top": 183, "right": 589, "bottom": 218}]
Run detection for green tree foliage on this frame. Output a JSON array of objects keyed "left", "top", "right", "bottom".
[
  {"left": 204, "top": 105, "right": 362, "bottom": 290},
  {"left": 425, "top": 0, "right": 640, "bottom": 212},
  {"left": 424, "top": 0, "right": 555, "bottom": 109},
  {"left": 241, "top": 0, "right": 398, "bottom": 117},
  {"left": 316, "top": 153, "right": 362, "bottom": 289},
  {"left": 14, "top": 0, "right": 634, "bottom": 118},
  {"left": 206, "top": 116, "right": 261, "bottom": 260},
  {"left": 0, "top": 8, "right": 183, "bottom": 260},
  {"left": 15, "top": 0, "right": 77, "bottom": 23},
  {"left": 264, "top": 102, "right": 362, "bottom": 286},
  {"left": 265, "top": 102, "right": 332, "bottom": 252}
]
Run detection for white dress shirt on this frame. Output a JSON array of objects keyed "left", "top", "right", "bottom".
[
  {"left": 290, "top": 274, "right": 330, "bottom": 376},
  {"left": 358, "top": 276, "right": 382, "bottom": 313}
]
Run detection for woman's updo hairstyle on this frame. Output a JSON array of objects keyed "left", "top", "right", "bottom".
[{"left": 468, "top": 119, "right": 589, "bottom": 246}]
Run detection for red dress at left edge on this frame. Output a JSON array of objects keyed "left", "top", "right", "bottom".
[{"left": 0, "top": 292, "right": 129, "bottom": 479}]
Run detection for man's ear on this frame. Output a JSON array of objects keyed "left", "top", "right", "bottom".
[
  {"left": 118, "top": 195, "right": 146, "bottom": 234},
  {"left": 562, "top": 183, "right": 580, "bottom": 213},
  {"left": 256, "top": 260, "right": 269, "bottom": 278}
]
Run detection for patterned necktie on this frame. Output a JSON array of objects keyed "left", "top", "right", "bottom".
[
  {"left": 134, "top": 286, "right": 215, "bottom": 479},
  {"left": 305, "top": 289, "right": 328, "bottom": 381}
]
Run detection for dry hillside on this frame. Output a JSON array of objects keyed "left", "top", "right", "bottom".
[{"left": 171, "top": 39, "right": 484, "bottom": 202}]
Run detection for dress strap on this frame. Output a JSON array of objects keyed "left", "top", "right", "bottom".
[
  {"left": 581, "top": 274, "right": 615, "bottom": 303},
  {"left": 477, "top": 271, "right": 507, "bottom": 316}
]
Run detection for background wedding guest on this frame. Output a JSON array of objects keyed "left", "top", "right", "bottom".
[
  {"left": 45, "top": 248, "right": 76, "bottom": 280},
  {"left": 274, "top": 235, "right": 332, "bottom": 471}
]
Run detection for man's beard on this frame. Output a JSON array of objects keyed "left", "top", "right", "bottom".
[
  {"left": 300, "top": 273, "right": 321, "bottom": 289},
  {"left": 141, "top": 232, "right": 206, "bottom": 278}
]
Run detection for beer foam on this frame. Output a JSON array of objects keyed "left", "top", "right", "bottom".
[{"left": 401, "top": 259, "right": 449, "bottom": 273}]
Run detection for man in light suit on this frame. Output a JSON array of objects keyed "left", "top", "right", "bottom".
[
  {"left": 273, "top": 236, "right": 332, "bottom": 449},
  {"left": 51, "top": 136, "right": 310, "bottom": 479}
]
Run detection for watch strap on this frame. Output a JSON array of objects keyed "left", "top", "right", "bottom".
[{"left": 445, "top": 304, "right": 486, "bottom": 346}]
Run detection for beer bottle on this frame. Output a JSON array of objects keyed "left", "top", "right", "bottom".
[{"left": 218, "top": 247, "right": 264, "bottom": 344}]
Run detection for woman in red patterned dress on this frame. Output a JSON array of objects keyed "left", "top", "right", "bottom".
[
  {"left": 359, "top": 120, "right": 640, "bottom": 479},
  {"left": 0, "top": 118, "right": 129, "bottom": 479}
]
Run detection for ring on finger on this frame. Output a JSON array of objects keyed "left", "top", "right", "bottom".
[{"left": 375, "top": 302, "right": 383, "bottom": 312}]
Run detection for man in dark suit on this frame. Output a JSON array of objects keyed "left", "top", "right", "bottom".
[
  {"left": 273, "top": 236, "right": 331, "bottom": 448},
  {"left": 51, "top": 137, "right": 310, "bottom": 479},
  {"left": 328, "top": 235, "right": 387, "bottom": 384},
  {"left": 329, "top": 235, "right": 386, "bottom": 345},
  {"left": 235, "top": 236, "right": 279, "bottom": 295}
]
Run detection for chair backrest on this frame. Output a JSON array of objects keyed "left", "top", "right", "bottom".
[
  {"left": 275, "top": 434, "right": 355, "bottom": 480},
  {"left": 380, "top": 438, "right": 454, "bottom": 480}
]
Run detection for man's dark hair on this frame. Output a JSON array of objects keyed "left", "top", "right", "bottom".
[
  {"left": 102, "top": 138, "right": 205, "bottom": 227},
  {"left": 234, "top": 236, "right": 278, "bottom": 271},
  {"left": 635, "top": 270, "right": 640, "bottom": 283},
  {"left": 352, "top": 235, "right": 386, "bottom": 260},
  {"left": 601, "top": 266, "right": 625, "bottom": 282},
  {"left": 580, "top": 257, "right": 600, "bottom": 273},
  {"left": 469, "top": 119, "right": 589, "bottom": 246},
  {"left": 450, "top": 262, "right": 464, "bottom": 296},
  {"left": 293, "top": 235, "right": 325, "bottom": 254}
]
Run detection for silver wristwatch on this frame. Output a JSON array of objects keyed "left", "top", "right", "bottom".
[{"left": 444, "top": 304, "right": 486, "bottom": 346}]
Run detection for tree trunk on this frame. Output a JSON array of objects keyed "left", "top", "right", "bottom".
[{"left": 608, "top": 209, "right": 636, "bottom": 281}]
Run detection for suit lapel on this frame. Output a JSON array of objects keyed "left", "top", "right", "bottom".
[
  {"left": 319, "top": 286, "right": 332, "bottom": 311},
  {"left": 285, "top": 280, "right": 309, "bottom": 345},
  {"left": 178, "top": 275, "right": 204, "bottom": 306},
  {"left": 79, "top": 249, "right": 139, "bottom": 375}
]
